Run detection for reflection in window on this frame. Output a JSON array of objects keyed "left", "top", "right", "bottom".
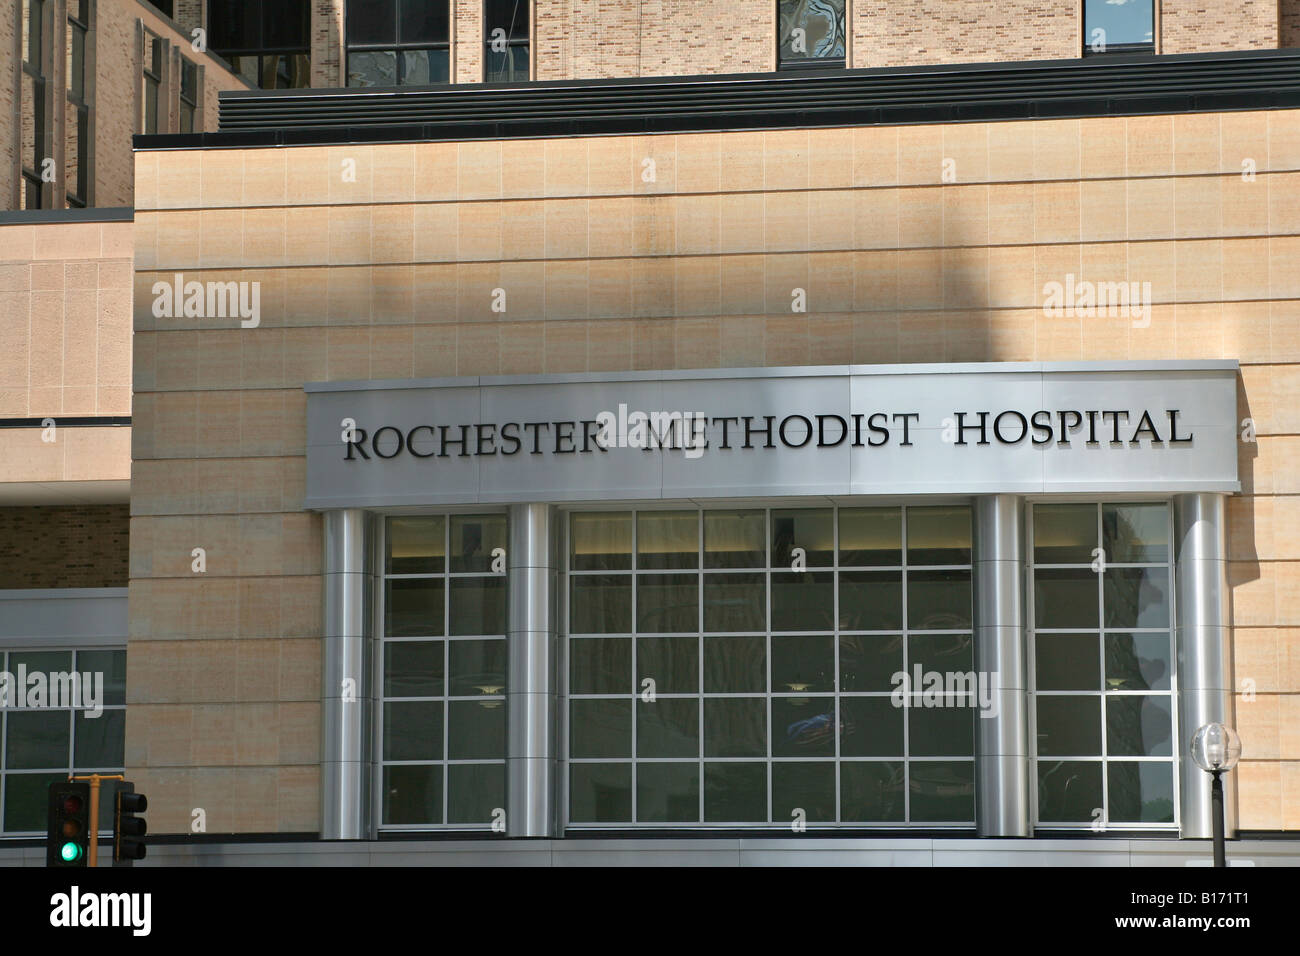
[
  {"left": 1084, "top": 0, "right": 1154, "bottom": 54},
  {"left": 209, "top": 0, "right": 311, "bottom": 89},
  {"left": 1030, "top": 501, "right": 1176, "bottom": 828},
  {"left": 485, "top": 0, "right": 530, "bottom": 83},
  {"left": 778, "top": 0, "right": 846, "bottom": 69},
  {"left": 380, "top": 514, "right": 506, "bottom": 829},
  {"left": 346, "top": 0, "right": 449, "bottom": 87},
  {"left": 568, "top": 505, "right": 975, "bottom": 827}
]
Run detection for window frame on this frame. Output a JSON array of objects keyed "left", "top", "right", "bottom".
[
  {"left": 178, "top": 56, "right": 198, "bottom": 134},
  {"left": 776, "top": 0, "right": 848, "bottom": 72},
  {"left": 345, "top": 0, "right": 452, "bottom": 87},
  {"left": 483, "top": 0, "right": 530, "bottom": 83},
  {"left": 374, "top": 511, "right": 510, "bottom": 832},
  {"left": 1026, "top": 498, "right": 1180, "bottom": 832},
  {"left": 21, "top": 0, "right": 48, "bottom": 209},
  {"left": 207, "top": 0, "right": 311, "bottom": 90},
  {"left": 141, "top": 29, "right": 164, "bottom": 135},
  {"left": 0, "top": 646, "right": 128, "bottom": 837},
  {"left": 1082, "top": 0, "right": 1156, "bottom": 56},
  {"left": 65, "top": 0, "right": 92, "bottom": 207},
  {"left": 561, "top": 502, "right": 978, "bottom": 831}
]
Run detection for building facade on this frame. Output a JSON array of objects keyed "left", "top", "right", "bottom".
[{"left": 3, "top": 0, "right": 1300, "bottom": 865}]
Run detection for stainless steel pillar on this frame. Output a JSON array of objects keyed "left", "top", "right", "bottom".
[
  {"left": 1175, "top": 494, "right": 1236, "bottom": 839},
  {"left": 321, "top": 509, "right": 374, "bottom": 840},
  {"left": 973, "top": 495, "right": 1030, "bottom": 837},
  {"left": 506, "top": 503, "right": 558, "bottom": 837}
]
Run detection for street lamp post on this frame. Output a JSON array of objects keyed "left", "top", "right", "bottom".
[{"left": 1190, "top": 723, "right": 1242, "bottom": 868}]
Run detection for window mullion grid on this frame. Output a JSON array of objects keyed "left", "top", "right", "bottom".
[
  {"left": 697, "top": 509, "right": 705, "bottom": 824},
  {"left": 630, "top": 509, "right": 638, "bottom": 824},
  {"left": 697, "top": 515, "right": 705, "bottom": 824},
  {"left": 762, "top": 511, "right": 772, "bottom": 826},
  {"left": 1096, "top": 503, "right": 1109, "bottom": 828},
  {"left": 1167, "top": 499, "right": 1179, "bottom": 829},
  {"left": 832, "top": 506, "right": 841, "bottom": 824},
  {"left": 442, "top": 517, "right": 450, "bottom": 826},
  {"left": 901, "top": 506, "right": 911, "bottom": 824},
  {"left": 0, "top": 652, "right": 6, "bottom": 832}
]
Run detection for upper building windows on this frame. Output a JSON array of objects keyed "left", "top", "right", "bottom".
[
  {"left": 1084, "top": 0, "right": 1154, "bottom": 55},
  {"left": 208, "top": 0, "right": 311, "bottom": 89},
  {"left": 346, "top": 0, "right": 451, "bottom": 87},
  {"left": 485, "top": 0, "right": 529, "bottom": 83},
  {"left": 778, "top": 0, "right": 846, "bottom": 70}
]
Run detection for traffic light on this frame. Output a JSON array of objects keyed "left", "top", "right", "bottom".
[
  {"left": 47, "top": 780, "right": 91, "bottom": 867},
  {"left": 113, "top": 782, "right": 148, "bottom": 865}
]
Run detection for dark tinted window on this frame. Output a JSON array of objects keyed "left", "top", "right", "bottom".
[
  {"left": 486, "top": 0, "right": 528, "bottom": 39},
  {"left": 263, "top": 0, "right": 310, "bottom": 48},
  {"left": 401, "top": 1, "right": 448, "bottom": 43},
  {"left": 348, "top": 0, "right": 399, "bottom": 44}
]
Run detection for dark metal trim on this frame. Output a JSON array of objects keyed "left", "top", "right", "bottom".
[
  {"left": 136, "top": 48, "right": 1300, "bottom": 150},
  {"left": 0, "top": 416, "right": 131, "bottom": 428},
  {"left": 0, "top": 206, "right": 133, "bottom": 224}
]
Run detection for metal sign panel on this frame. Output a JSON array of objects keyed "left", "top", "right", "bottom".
[{"left": 304, "top": 362, "right": 1240, "bottom": 509}]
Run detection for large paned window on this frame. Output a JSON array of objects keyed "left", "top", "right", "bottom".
[
  {"left": 0, "top": 649, "right": 127, "bottom": 835},
  {"left": 1030, "top": 502, "right": 1177, "bottom": 828},
  {"left": 21, "top": 0, "right": 47, "bottom": 209},
  {"left": 65, "top": 0, "right": 91, "bottom": 206},
  {"left": 1084, "top": 0, "right": 1154, "bottom": 54},
  {"left": 208, "top": 0, "right": 311, "bottom": 89},
  {"left": 484, "top": 0, "right": 529, "bottom": 83},
  {"left": 777, "top": 0, "right": 846, "bottom": 70},
  {"left": 379, "top": 515, "right": 507, "bottom": 829},
  {"left": 347, "top": 0, "right": 450, "bottom": 87},
  {"left": 566, "top": 506, "right": 976, "bottom": 827}
]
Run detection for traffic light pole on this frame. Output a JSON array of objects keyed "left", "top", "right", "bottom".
[{"left": 70, "top": 774, "right": 123, "bottom": 868}]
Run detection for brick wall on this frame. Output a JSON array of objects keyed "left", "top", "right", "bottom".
[
  {"left": 172, "top": 0, "right": 203, "bottom": 35},
  {"left": 454, "top": 0, "right": 484, "bottom": 83},
  {"left": 311, "top": 0, "right": 343, "bottom": 88},
  {"left": 93, "top": 1, "right": 140, "bottom": 207},
  {"left": 0, "top": 504, "right": 129, "bottom": 588},
  {"left": 1161, "top": 0, "right": 1278, "bottom": 53},
  {"left": 2, "top": 3, "right": 17, "bottom": 208},
  {"left": 534, "top": 0, "right": 774, "bottom": 80},
  {"left": 852, "top": 0, "right": 1080, "bottom": 67},
  {"left": 1284, "top": 0, "right": 1300, "bottom": 48}
]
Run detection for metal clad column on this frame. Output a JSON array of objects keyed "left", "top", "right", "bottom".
[
  {"left": 506, "top": 503, "right": 557, "bottom": 836},
  {"left": 974, "top": 495, "right": 1030, "bottom": 837},
  {"left": 321, "top": 509, "right": 373, "bottom": 840},
  {"left": 1175, "top": 494, "right": 1236, "bottom": 839}
]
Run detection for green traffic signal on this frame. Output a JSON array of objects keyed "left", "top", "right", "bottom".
[{"left": 47, "top": 781, "right": 91, "bottom": 868}]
